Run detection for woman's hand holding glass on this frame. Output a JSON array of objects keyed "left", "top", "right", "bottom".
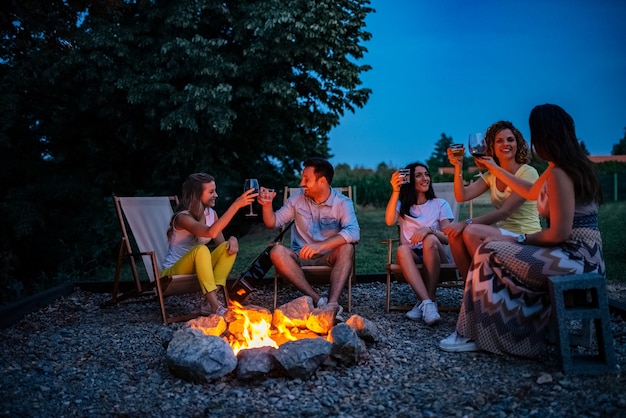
[
  {"left": 236, "top": 187, "right": 258, "bottom": 209},
  {"left": 474, "top": 155, "right": 496, "bottom": 172},
  {"left": 390, "top": 171, "right": 404, "bottom": 192},
  {"left": 447, "top": 147, "right": 464, "bottom": 167},
  {"left": 243, "top": 178, "right": 259, "bottom": 216}
]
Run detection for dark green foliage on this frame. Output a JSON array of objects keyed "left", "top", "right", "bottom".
[
  {"left": 426, "top": 133, "right": 455, "bottom": 174},
  {"left": 596, "top": 161, "right": 626, "bottom": 175},
  {"left": 611, "top": 128, "right": 626, "bottom": 155},
  {"left": 333, "top": 162, "right": 395, "bottom": 207},
  {"left": 0, "top": 0, "right": 374, "bottom": 302}
]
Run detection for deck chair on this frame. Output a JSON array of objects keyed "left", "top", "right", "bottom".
[
  {"left": 111, "top": 196, "right": 222, "bottom": 324},
  {"left": 273, "top": 186, "right": 357, "bottom": 312},
  {"left": 382, "top": 182, "right": 463, "bottom": 313}
]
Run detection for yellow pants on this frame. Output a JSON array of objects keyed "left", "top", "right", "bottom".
[{"left": 161, "top": 242, "right": 236, "bottom": 293}]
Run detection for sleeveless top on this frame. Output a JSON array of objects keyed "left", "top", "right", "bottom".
[
  {"left": 162, "top": 208, "right": 216, "bottom": 269},
  {"left": 537, "top": 181, "right": 605, "bottom": 275}
]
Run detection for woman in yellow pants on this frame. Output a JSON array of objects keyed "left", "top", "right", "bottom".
[{"left": 161, "top": 173, "right": 257, "bottom": 315}]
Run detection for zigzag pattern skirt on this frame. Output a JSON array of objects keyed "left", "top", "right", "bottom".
[{"left": 456, "top": 227, "right": 604, "bottom": 358}]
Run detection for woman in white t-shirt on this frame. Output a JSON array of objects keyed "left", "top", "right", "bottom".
[
  {"left": 161, "top": 173, "right": 256, "bottom": 316},
  {"left": 385, "top": 162, "right": 454, "bottom": 325}
]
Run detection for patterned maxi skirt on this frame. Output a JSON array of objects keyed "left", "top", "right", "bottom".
[{"left": 456, "top": 226, "right": 605, "bottom": 358}]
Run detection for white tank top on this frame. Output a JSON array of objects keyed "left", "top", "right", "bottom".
[{"left": 162, "top": 208, "right": 216, "bottom": 269}]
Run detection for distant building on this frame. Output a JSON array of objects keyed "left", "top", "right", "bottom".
[
  {"left": 438, "top": 166, "right": 479, "bottom": 175},
  {"left": 588, "top": 155, "right": 626, "bottom": 163}
]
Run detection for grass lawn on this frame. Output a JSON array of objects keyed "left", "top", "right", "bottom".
[{"left": 232, "top": 201, "right": 626, "bottom": 284}]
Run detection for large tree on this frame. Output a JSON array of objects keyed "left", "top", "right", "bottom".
[
  {"left": 426, "top": 133, "right": 455, "bottom": 174},
  {"left": 0, "top": 0, "right": 373, "bottom": 299}
]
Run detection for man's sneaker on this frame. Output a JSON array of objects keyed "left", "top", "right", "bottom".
[
  {"left": 316, "top": 297, "right": 328, "bottom": 308},
  {"left": 421, "top": 301, "right": 441, "bottom": 326},
  {"left": 406, "top": 302, "right": 423, "bottom": 321},
  {"left": 439, "top": 331, "right": 479, "bottom": 352}
]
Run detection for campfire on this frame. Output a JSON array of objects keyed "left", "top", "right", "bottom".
[
  {"left": 228, "top": 303, "right": 279, "bottom": 355},
  {"left": 166, "top": 296, "right": 379, "bottom": 383},
  {"left": 189, "top": 298, "right": 335, "bottom": 355}
]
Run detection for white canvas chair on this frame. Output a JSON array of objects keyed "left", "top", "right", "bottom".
[
  {"left": 110, "top": 196, "right": 221, "bottom": 324},
  {"left": 273, "top": 186, "right": 357, "bottom": 312},
  {"left": 382, "top": 182, "right": 463, "bottom": 313}
]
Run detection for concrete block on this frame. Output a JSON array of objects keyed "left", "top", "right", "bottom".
[{"left": 549, "top": 273, "right": 616, "bottom": 375}]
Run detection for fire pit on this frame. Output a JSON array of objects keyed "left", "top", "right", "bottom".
[{"left": 166, "top": 296, "right": 379, "bottom": 382}]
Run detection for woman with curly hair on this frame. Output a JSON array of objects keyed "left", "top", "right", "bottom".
[{"left": 443, "top": 120, "right": 541, "bottom": 279}]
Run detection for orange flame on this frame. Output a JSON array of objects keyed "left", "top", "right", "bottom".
[
  {"left": 229, "top": 303, "right": 278, "bottom": 356},
  {"left": 226, "top": 301, "right": 324, "bottom": 355}
]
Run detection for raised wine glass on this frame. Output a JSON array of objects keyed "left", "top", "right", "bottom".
[
  {"left": 468, "top": 133, "right": 486, "bottom": 158},
  {"left": 243, "top": 178, "right": 259, "bottom": 216},
  {"left": 468, "top": 133, "right": 487, "bottom": 177}
]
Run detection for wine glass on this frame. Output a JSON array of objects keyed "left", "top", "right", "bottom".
[
  {"left": 468, "top": 133, "right": 486, "bottom": 158},
  {"left": 468, "top": 133, "right": 487, "bottom": 177},
  {"left": 243, "top": 178, "right": 259, "bottom": 216}
]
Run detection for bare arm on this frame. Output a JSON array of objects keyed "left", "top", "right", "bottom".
[
  {"left": 209, "top": 228, "right": 239, "bottom": 255},
  {"left": 300, "top": 198, "right": 358, "bottom": 259},
  {"left": 447, "top": 147, "right": 489, "bottom": 201},
  {"left": 299, "top": 234, "right": 348, "bottom": 259},
  {"left": 175, "top": 189, "right": 256, "bottom": 239},
  {"left": 479, "top": 157, "right": 552, "bottom": 201},
  {"left": 384, "top": 172, "right": 402, "bottom": 226},
  {"left": 261, "top": 193, "right": 277, "bottom": 228},
  {"left": 435, "top": 218, "right": 451, "bottom": 244},
  {"left": 525, "top": 167, "right": 574, "bottom": 246}
]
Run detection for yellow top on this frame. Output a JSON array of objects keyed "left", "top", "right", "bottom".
[{"left": 482, "top": 164, "right": 542, "bottom": 234}]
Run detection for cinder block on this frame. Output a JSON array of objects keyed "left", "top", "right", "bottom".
[{"left": 549, "top": 273, "right": 616, "bottom": 375}]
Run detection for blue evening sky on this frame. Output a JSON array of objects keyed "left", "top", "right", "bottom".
[{"left": 328, "top": 0, "right": 626, "bottom": 169}]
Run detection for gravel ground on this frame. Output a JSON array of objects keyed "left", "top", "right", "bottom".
[{"left": 1, "top": 282, "right": 625, "bottom": 418}]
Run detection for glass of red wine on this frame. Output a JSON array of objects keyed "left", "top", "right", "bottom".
[
  {"left": 468, "top": 133, "right": 486, "bottom": 157},
  {"left": 468, "top": 133, "right": 487, "bottom": 177}
]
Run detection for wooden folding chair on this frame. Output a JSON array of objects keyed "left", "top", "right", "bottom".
[
  {"left": 110, "top": 196, "right": 222, "bottom": 324},
  {"left": 273, "top": 186, "right": 357, "bottom": 312},
  {"left": 382, "top": 182, "right": 464, "bottom": 313}
]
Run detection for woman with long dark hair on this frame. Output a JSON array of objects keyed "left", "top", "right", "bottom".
[
  {"left": 385, "top": 162, "right": 455, "bottom": 325},
  {"left": 440, "top": 104, "right": 605, "bottom": 357}
]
